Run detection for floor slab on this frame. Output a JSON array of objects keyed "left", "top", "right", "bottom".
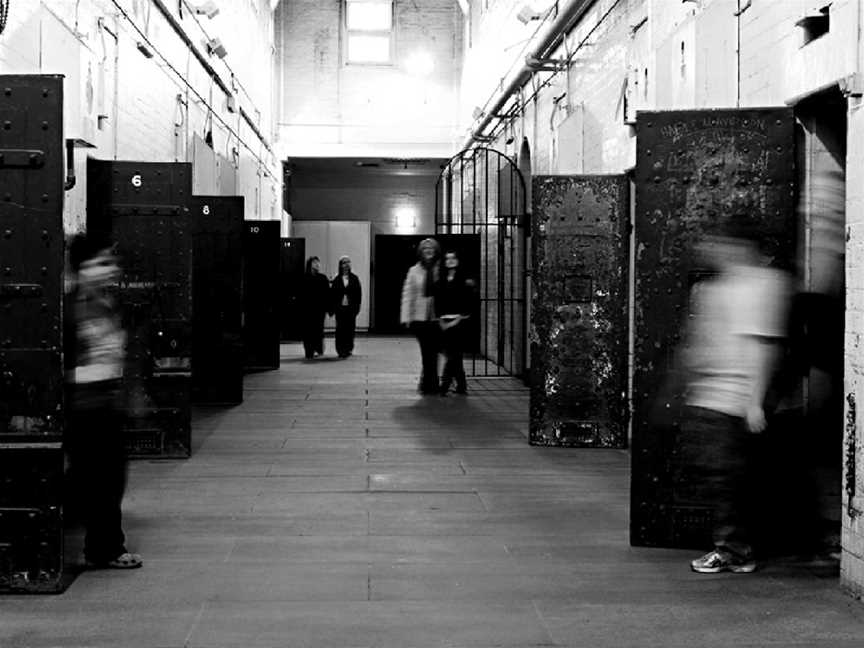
[{"left": 3, "top": 337, "right": 863, "bottom": 648}]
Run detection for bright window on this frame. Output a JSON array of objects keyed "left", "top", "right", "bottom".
[{"left": 346, "top": 0, "right": 393, "bottom": 64}]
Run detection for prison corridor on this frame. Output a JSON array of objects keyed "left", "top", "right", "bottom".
[{"left": 2, "top": 336, "right": 864, "bottom": 647}]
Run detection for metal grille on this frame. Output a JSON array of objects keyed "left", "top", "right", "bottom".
[{"left": 435, "top": 147, "right": 528, "bottom": 378}]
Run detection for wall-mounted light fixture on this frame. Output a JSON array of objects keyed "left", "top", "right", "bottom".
[
  {"left": 194, "top": 1, "right": 220, "bottom": 19},
  {"left": 395, "top": 207, "right": 417, "bottom": 232},
  {"left": 516, "top": 3, "right": 554, "bottom": 25},
  {"left": 136, "top": 41, "right": 154, "bottom": 58},
  {"left": 206, "top": 37, "right": 228, "bottom": 58}
]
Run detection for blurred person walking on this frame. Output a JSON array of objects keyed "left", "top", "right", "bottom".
[
  {"left": 434, "top": 250, "right": 472, "bottom": 396},
  {"left": 677, "top": 229, "right": 789, "bottom": 574},
  {"left": 400, "top": 238, "right": 442, "bottom": 395},
  {"left": 331, "top": 256, "right": 362, "bottom": 358},
  {"left": 300, "top": 256, "right": 331, "bottom": 359},
  {"left": 64, "top": 233, "right": 142, "bottom": 569}
]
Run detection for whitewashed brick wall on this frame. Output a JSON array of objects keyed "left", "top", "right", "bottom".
[
  {"left": 276, "top": 0, "right": 463, "bottom": 158},
  {"left": 0, "top": 0, "right": 282, "bottom": 232}
]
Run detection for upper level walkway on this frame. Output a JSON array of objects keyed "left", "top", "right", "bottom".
[{"left": 3, "top": 336, "right": 864, "bottom": 647}]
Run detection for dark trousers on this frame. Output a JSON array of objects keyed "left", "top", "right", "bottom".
[
  {"left": 335, "top": 306, "right": 357, "bottom": 357},
  {"left": 411, "top": 321, "right": 440, "bottom": 393},
  {"left": 676, "top": 406, "right": 754, "bottom": 558},
  {"left": 302, "top": 313, "right": 325, "bottom": 358},
  {"left": 66, "top": 406, "right": 128, "bottom": 563},
  {"left": 441, "top": 323, "right": 466, "bottom": 392}
]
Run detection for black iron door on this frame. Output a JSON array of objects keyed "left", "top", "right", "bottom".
[
  {"left": 0, "top": 75, "right": 66, "bottom": 593},
  {"left": 435, "top": 147, "right": 527, "bottom": 377},
  {"left": 631, "top": 108, "right": 796, "bottom": 547},
  {"left": 279, "top": 237, "right": 305, "bottom": 341},
  {"left": 191, "top": 196, "right": 244, "bottom": 404},
  {"left": 87, "top": 160, "right": 193, "bottom": 458},
  {"left": 243, "top": 220, "right": 280, "bottom": 370},
  {"left": 530, "top": 176, "right": 630, "bottom": 448}
]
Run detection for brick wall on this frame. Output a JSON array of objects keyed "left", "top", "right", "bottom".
[
  {"left": 841, "top": 1, "right": 864, "bottom": 595},
  {"left": 0, "top": 0, "right": 282, "bottom": 233},
  {"left": 275, "top": 0, "right": 463, "bottom": 158}
]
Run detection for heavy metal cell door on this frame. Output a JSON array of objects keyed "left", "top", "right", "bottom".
[
  {"left": 243, "top": 220, "right": 281, "bottom": 370},
  {"left": 0, "top": 75, "right": 66, "bottom": 593},
  {"left": 280, "top": 237, "right": 305, "bottom": 341},
  {"left": 435, "top": 147, "right": 528, "bottom": 377},
  {"left": 630, "top": 108, "right": 796, "bottom": 548},
  {"left": 191, "top": 196, "right": 244, "bottom": 404},
  {"left": 530, "top": 176, "right": 630, "bottom": 448},
  {"left": 87, "top": 160, "right": 194, "bottom": 459}
]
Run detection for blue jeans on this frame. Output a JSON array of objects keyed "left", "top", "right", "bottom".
[{"left": 676, "top": 406, "right": 754, "bottom": 559}]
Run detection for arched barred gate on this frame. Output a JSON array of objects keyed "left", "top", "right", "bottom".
[{"left": 434, "top": 147, "right": 528, "bottom": 378}]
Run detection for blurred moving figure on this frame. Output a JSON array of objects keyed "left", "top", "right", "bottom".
[
  {"left": 64, "top": 234, "right": 142, "bottom": 569},
  {"left": 331, "top": 255, "right": 362, "bottom": 358},
  {"left": 678, "top": 232, "right": 790, "bottom": 574},
  {"left": 300, "top": 256, "right": 330, "bottom": 359},
  {"left": 434, "top": 250, "right": 472, "bottom": 396},
  {"left": 400, "top": 238, "right": 441, "bottom": 395}
]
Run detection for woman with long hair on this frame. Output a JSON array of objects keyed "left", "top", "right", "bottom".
[
  {"left": 331, "top": 255, "right": 362, "bottom": 358},
  {"left": 400, "top": 238, "right": 442, "bottom": 394},
  {"left": 300, "top": 256, "right": 331, "bottom": 359},
  {"left": 434, "top": 250, "right": 472, "bottom": 395}
]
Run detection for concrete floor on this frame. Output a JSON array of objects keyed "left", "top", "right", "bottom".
[{"left": 3, "top": 336, "right": 864, "bottom": 647}]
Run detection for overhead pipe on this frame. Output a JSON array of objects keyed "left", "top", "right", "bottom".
[
  {"left": 463, "top": 0, "right": 597, "bottom": 150},
  {"left": 150, "top": 0, "right": 274, "bottom": 155}
]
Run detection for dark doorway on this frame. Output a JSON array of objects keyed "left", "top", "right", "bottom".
[
  {"left": 373, "top": 234, "right": 480, "bottom": 353},
  {"left": 280, "top": 237, "right": 305, "bottom": 341},
  {"left": 786, "top": 86, "right": 847, "bottom": 556}
]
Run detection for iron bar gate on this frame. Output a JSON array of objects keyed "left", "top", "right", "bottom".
[{"left": 435, "top": 147, "right": 528, "bottom": 378}]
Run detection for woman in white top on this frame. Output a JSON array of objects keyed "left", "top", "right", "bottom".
[{"left": 400, "top": 238, "right": 441, "bottom": 394}]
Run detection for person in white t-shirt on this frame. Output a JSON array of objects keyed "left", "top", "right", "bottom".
[{"left": 679, "top": 232, "right": 789, "bottom": 574}]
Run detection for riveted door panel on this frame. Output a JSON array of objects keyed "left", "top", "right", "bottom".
[
  {"left": 0, "top": 76, "right": 65, "bottom": 439},
  {"left": 530, "top": 176, "right": 630, "bottom": 448},
  {"left": 87, "top": 160, "right": 193, "bottom": 458},
  {"left": 192, "top": 196, "right": 244, "bottom": 404},
  {"left": 631, "top": 108, "right": 795, "bottom": 547},
  {"left": 243, "top": 220, "right": 281, "bottom": 370}
]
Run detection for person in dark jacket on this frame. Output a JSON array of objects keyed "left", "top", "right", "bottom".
[
  {"left": 434, "top": 250, "right": 473, "bottom": 395},
  {"left": 300, "top": 256, "right": 331, "bottom": 359},
  {"left": 331, "top": 255, "right": 362, "bottom": 358},
  {"left": 65, "top": 233, "right": 142, "bottom": 569}
]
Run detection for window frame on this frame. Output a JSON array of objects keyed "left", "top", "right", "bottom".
[{"left": 344, "top": 0, "right": 396, "bottom": 67}]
